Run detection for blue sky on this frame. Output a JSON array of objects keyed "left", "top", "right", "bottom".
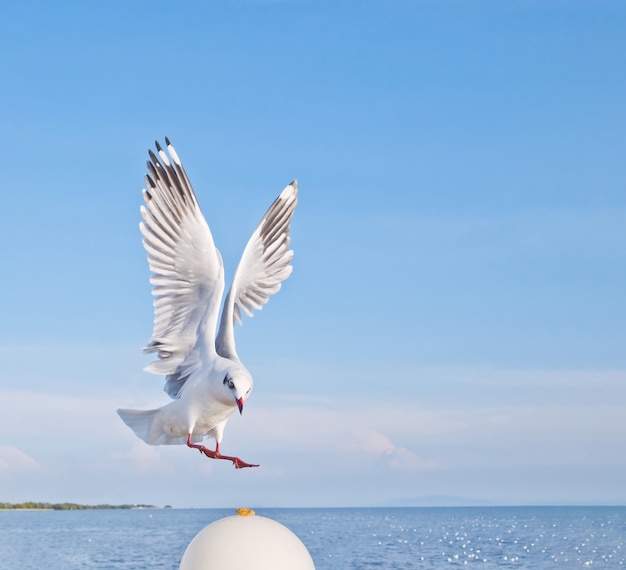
[{"left": 0, "top": 0, "right": 625, "bottom": 508}]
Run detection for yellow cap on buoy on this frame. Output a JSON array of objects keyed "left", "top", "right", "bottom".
[{"left": 179, "top": 510, "right": 315, "bottom": 569}]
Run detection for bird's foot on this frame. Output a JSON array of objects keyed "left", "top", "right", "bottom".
[
  {"left": 219, "top": 453, "right": 259, "bottom": 469},
  {"left": 187, "top": 435, "right": 259, "bottom": 469}
]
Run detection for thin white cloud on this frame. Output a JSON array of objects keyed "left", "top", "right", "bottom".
[
  {"left": 448, "top": 367, "right": 626, "bottom": 390},
  {"left": 350, "top": 428, "right": 438, "bottom": 471},
  {"left": 236, "top": 393, "right": 470, "bottom": 447},
  {"left": 233, "top": 386, "right": 626, "bottom": 473},
  {"left": 108, "top": 443, "right": 176, "bottom": 475},
  {"left": 0, "top": 365, "right": 624, "bottom": 506},
  {"left": 0, "top": 445, "right": 40, "bottom": 474},
  {"left": 389, "top": 447, "right": 438, "bottom": 471},
  {"left": 0, "top": 388, "right": 167, "bottom": 444}
]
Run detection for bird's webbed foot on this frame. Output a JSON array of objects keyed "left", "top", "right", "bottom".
[{"left": 187, "top": 435, "right": 259, "bottom": 469}]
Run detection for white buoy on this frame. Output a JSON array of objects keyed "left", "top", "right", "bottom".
[{"left": 179, "top": 508, "right": 316, "bottom": 570}]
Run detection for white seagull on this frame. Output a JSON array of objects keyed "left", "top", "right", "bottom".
[{"left": 117, "top": 138, "right": 298, "bottom": 469}]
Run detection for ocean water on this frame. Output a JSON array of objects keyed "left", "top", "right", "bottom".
[{"left": 0, "top": 506, "right": 623, "bottom": 569}]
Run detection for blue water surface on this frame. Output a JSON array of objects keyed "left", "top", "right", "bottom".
[{"left": 0, "top": 506, "right": 624, "bottom": 569}]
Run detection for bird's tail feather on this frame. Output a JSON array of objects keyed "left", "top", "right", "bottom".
[{"left": 117, "top": 407, "right": 189, "bottom": 445}]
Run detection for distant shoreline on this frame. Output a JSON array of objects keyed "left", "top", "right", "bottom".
[{"left": 0, "top": 502, "right": 159, "bottom": 511}]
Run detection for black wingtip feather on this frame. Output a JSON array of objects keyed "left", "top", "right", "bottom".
[
  {"left": 145, "top": 173, "right": 156, "bottom": 189},
  {"left": 146, "top": 160, "right": 159, "bottom": 181}
]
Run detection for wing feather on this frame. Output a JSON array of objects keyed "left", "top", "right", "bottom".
[
  {"left": 140, "top": 139, "right": 224, "bottom": 381},
  {"left": 215, "top": 181, "right": 298, "bottom": 360}
]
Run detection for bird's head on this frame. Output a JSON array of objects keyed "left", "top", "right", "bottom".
[{"left": 222, "top": 367, "right": 253, "bottom": 414}]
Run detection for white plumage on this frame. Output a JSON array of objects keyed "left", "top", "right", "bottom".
[{"left": 117, "top": 138, "right": 298, "bottom": 468}]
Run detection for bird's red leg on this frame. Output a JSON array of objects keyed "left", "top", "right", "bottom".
[
  {"left": 187, "top": 435, "right": 258, "bottom": 469},
  {"left": 186, "top": 434, "right": 219, "bottom": 459}
]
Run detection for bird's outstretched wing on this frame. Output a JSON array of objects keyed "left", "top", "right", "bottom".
[
  {"left": 140, "top": 138, "right": 224, "bottom": 380},
  {"left": 216, "top": 181, "right": 298, "bottom": 361}
]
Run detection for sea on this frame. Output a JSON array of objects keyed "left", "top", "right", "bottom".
[{"left": 0, "top": 506, "right": 624, "bottom": 569}]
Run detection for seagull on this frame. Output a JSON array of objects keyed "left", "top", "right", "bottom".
[{"left": 117, "top": 138, "right": 298, "bottom": 469}]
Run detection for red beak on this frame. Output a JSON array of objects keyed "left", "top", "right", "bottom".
[{"left": 236, "top": 397, "right": 244, "bottom": 415}]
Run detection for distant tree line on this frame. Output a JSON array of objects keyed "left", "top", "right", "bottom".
[{"left": 0, "top": 502, "right": 157, "bottom": 510}]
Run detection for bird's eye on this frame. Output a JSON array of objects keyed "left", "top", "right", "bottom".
[
  {"left": 228, "top": 379, "right": 235, "bottom": 389},
  {"left": 222, "top": 375, "right": 235, "bottom": 390}
]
